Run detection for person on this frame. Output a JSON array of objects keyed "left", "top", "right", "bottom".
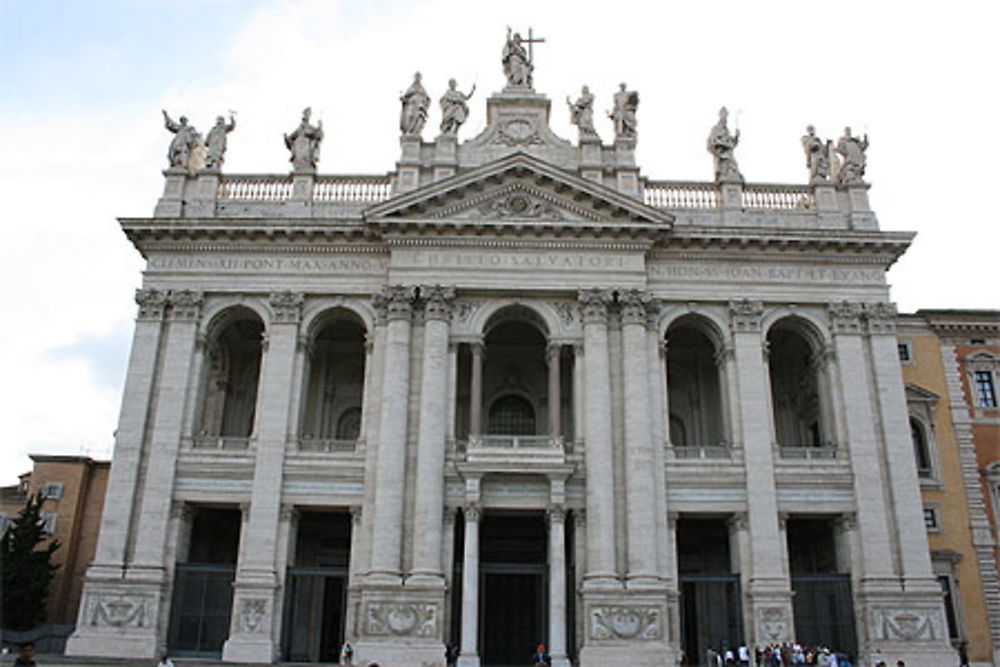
[
  {"left": 502, "top": 29, "right": 532, "bottom": 87},
  {"left": 400, "top": 72, "right": 431, "bottom": 136},
  {"left": 156, "top": 652, "right": 175, "bottom": 667},
  {"left": 162, "top": 110, "right": 203, "bottom": 173},
  {"left": 445, "top": 642, "right": 459, "bottom": 667},
  {"left": 708, "top": 106, "right": 742, "bottom": 182},
  {"left": 204, "top": 113, "right": 236, "bottom": 171},
  {"left": 340, "top": 641, "right": 353, "bottom": 665},
  {"left": 12, "top": 642, "right": 36, "bottom": 667},
  {"left": 835, "top": 126, "right": 869, "bottom": 184},
  {"left": 284, "top": 107, "right": 323, "bottom": 172},
  {"left": 801, "top": 125, "right": 831, "bottom": 182},
  {"left": 609, "top": 83, "right": 638, "bottom": 140},
  {"left": 958, "top": 641, "right": 970, "bottom": 667},
  {"left": 737, "top": 643, "right": 751, "bottom": 666},
  {"left": 439, "top": 79, "right": 475, "bottom": 136},
  {"left": 567, "top": 86, "right": 597, "bottom": 139},
  {"left": 532, "top": 643, "right": 550, "bottom": 666}
]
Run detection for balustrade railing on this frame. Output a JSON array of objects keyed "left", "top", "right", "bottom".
[
  {"left": 671, "top": 444, "right": 732, "bottom": 460},
  {"left": 313, "top": 175, "right": 392, "bottom": 203},
  {"left": 298, "top": 437, "right": 358, "bottom": 453},
  {"left": 742, "top": 184, "right": 814, "bottom": 210},
  {"left": 468, "top": 434, "right": 562, "bottom": 450},
  {"left": 644, "top": 181, "right": 719, "bottom": 209},
  {"left": 217, "top": 176, "right": 293, "bottom": 201},
  {"left": 778, "top": 445, "right": 838, "bottom": 460},
  {"left": 192, "top": 435, "right": 251, "bottom": 450}
]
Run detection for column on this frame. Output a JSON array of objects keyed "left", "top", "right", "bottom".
[
  {"left": 447, "top": 342, "right": 458, "bottom": 441},
  {"left": 130, "top": 290, "right": 204, "bottom": 572},
  {"left": 578, "top": 289, "right": 617, "bottom": 587},
  {"left": 411, "top": 286, "right": 455, "bottom": 583},
  {"left": 648, "top": 321, "right": 670, "bottom": 577},
  {"left": 728, "top": 299, "right": 792, "bottom": 644},
  {"left": 469, "top": 341, "right": 484, "bottom": 436},
  {"left": 358, "top": 335, "right": 375, "bottom": 437},
  {"left": 572, "top": 344, "right": 584, "bottom": 448},
  {"left": 458, "top": 503, "right": 481, "bottom": 667},
  {"left": 619, "top": 290, "right": 659, "bottom": 584},
  {"left": 548, "top": 506, "right": 570, "bottom": 667},
  {"left": 827, "top": 302, "right": 895, "bottom": 586},
  {"left": 348, "top": 505, "right": 364, "bottom": 586},
  {"left": 89, "top": 288, "right": 167, "bottom": 572},
  {"left": 223, "top": 291, "right": 303, "bottom": 662},
  {"left": 547, "top": 343, "right": 562, "bottom": 439},
  {"left": 368, "top": 285, "right": 415, "bottom": 581}
]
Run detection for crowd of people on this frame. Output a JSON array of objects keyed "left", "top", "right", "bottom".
[{"left": 699, "top": 642, "right": 859, "bottom": 666}]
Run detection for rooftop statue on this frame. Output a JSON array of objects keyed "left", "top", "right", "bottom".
[
  {"left": 502, "top": 28, "right": 533, "bottom": 88},
  {"left": 801, "top": 125, "right": 831, "bottom": 183},
  {"left": 162, "top": 110, "right": 204, "bottom": 174},
  {"left": 708, "top": 107, "right": 742, "bottom": 183},
  {"left": 204, "top": 112, "right": 236, "bottom": 172},
  {"left": 609, "top": 83, "right": 638, "bottom": 141},
  {"left": 284, "top": 107, "right": 323, "bottom": 173},
  {"left": 400, "top": 72, "right": 431, "bottom": 137},
  {"left": 439, "top": 79, "right": 476, "bottom": 136},
  {"left": 835, "top": 126, "right": 869, "bottom": 185},
  {"left": 567, "top": 86, "right": 598, "bottom": 140}
]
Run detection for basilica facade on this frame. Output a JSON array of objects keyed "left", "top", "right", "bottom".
[{"left": 67, "top": 39, "right": 958, "bottom": 667}]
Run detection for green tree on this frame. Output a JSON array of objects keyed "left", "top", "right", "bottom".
[{"left": 1, "top": 491, "right": 60, "bottom": 630}]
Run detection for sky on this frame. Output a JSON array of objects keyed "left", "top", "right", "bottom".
[{"left": 0, "top": 0, "right": 997, "bottom": 484}]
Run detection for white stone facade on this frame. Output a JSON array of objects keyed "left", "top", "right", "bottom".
[{"left": 67, "top": 66, "right": 956, "bottom": 667}]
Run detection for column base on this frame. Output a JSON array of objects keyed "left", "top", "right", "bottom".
[
  {"left": 579, "top": 587, "right": 675, "bottom": 666},
  {"left": 456, "top": 653, "right": 480, "bottom": 667},
  {"left": 746, "top": 585, "right": 794, "bottom": 646},
  {"left": 351, "top": 585, "right": 447, "bottom": 661},
  {"left": 858, "top": 588, "right": 957, "bottom": 667},
  {"left": 581, "top": 573, "right": 623, "bottom": 591},
  {"left": 65, "top": 573, "right": 165, "bottom": 659},
  {"left": 353, "top": 641, "right": 447, "bottom": 667},
  {"left": 221, "top": 573, "right": 280, "bottom": 662}
]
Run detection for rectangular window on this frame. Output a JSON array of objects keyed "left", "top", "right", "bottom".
[
  {"left": 42, "top": 482, "right": 64, "bottom": 500},
  {"left": 938, "top": 575, "right": 961, "bottom": 641},
  {"left": 897, "top": 342, "right": 912, "bottom": 362},
  {"left": 975, "top": 371, "right": 998, "bottom": 407},
  {"left": 40, "top": 513, "right": 57, "bottom": 535},
  {"left": 923, "top": 507, "right": 939, "bottom": 531}
]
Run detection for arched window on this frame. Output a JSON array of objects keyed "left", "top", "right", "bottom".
[
  {"left": 666, "top": 319, "right": 726, "bottom": 447},
  {"left": 911, "top": 418, "right": 932, "bottom": 478},
  {"left": 488, "top": 395, "right": 536, "bottom": 435},
  {"left": 767, "top": 320, "right": 828, "bottom": 450},
  {"left": 336, "top": 407, "right": 362, "bottom": 441},
  {"left": 199, "top": 311, "right": 265, "bottom": 443},
  {"left": 300, "top": 312, "right": 366, "bottom": 444}
]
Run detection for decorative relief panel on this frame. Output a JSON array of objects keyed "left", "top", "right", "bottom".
[
  {"left": 488, "top": 119, "right": 544, "bottom": 146},
  {"left": 85, "top": 594, "right": 152, "bottom": 628},
  {"left": 477, "top": 193, "right": 562, "bottom": 220},
  {"left": 755, "top": 606, "right": 789, "bottom": 642},
  {"left": 420, "top": 285, "right": 456, "bottom": 320},
  {"left": 451, "top": 300, "right": 479, "bottom": 326},
  {"left": 269, "top": 291, "right": 304, "bottom": 324},
  {"left": 135, "top": 288, "right": 168, "bottom": 320},
  {"left": 589, "top": 605, "right": 662, "bottom": 641},
  {"left": 167, "top": 289, "right": 204, "bottom": 321},
  {"left": 869, "top": 607, "right": 944, "bottom": 642},
  {"left": 364, "top": 602, "right": 438, "bottom": 638},
  {"left": 373, "top": 285, "right": 416, "bottom": 322},
  {"left": 729, "top": 298, "right": 764, "bottom": 333},
  {"left": 237, "top": 598, "right": 269, "bottom": 634}
]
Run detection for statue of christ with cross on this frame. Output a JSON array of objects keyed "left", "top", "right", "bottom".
[{"left": 502, "top": 27, "right": 544, "bottom": 89}]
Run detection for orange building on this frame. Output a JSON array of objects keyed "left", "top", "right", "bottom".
[
  {"left": 899, "top": 310, "right": 1000, "bottom": 666},
  {"left": 0, "top": 455, "right": 109, "bottom": 628}
]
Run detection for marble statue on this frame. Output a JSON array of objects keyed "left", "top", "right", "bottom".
[
  {"left": 567, "top": 86, "right": 598, "bottom": 139},
  {"left": 400, "top": 72, "right": 431, "bottom": 137},
  {"left": 162, "top": 110, "right": 204, "bottom": 173},
  {"left": 707, "top": 107, "right": 742, "bottom": 182},
  {"left": 204, "top": 113, "right": 236, "bottom": 171},
  {"left": 609, "top": 83, "right": 638, "bottom": 141},
  {"left": 835, "top": 126, "right": 868, "bottom": 184},
  {"left": 439, "top": 79, "right": 475, "bottom": 136},
  {"left": 284, "top": 107, "right": 324, "bottom": 172},
  {"left": 800, "top": 125, "right": 831, "bottom": 183},
  {"left": 502, "top": 28, "right": 533, "bottom": 88}
]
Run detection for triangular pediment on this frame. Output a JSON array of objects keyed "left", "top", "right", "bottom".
[
  {"left": 905, "top": 382, "right": 940, "bottom": 405},
  {"left": 365, "top": 152, "right": 673, "bottom": 235}
]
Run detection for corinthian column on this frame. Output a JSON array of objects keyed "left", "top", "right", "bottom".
[
  {"left": 411, "top": 285, "right": 455, "bottom": 585},
  {"left": 367, "top": 285, "right": 416, "bottom": 582},
  {"left": 619, "top": 290, "right": 660, "bottom": 585},
  {"left": 458, "top": 503, "right": 481, "bottom": 667},
  {"left": 578, "top": 288, "right": 618, "bottom": 588},
  {"left": 547, "top": 343, "right": 562, "bottom": 439}
]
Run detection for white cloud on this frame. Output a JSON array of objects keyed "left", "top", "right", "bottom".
[{"left": 1, "top": 0, "right": 997, "bottom": 483}]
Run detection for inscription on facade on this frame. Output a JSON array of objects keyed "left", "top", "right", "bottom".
[
  {"left": 147, "top": 255, "right": 387, "bottom": 274},
  {"left": 403, "top": 250, "right": 639, "bottom": 271},
  {"left": 649, "top": 262, "right": 884, "bottom": 285}
]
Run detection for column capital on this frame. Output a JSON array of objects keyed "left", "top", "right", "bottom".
[
  {"left": 729, "top": 512, "right": 749, "bottom": 532},
  {"left": 714, "top": 344, "right": 735, "bottom": 366},
  {"left": 577, "top": 288, "right": 614, "bottom": 324},
  {"left": 463, "top": 502, "right": 482, "bottom": 523},
  {"left": 828, "top": 300, "right": 865, "bottom": 334},
  {"left": 350, "top": 504, "right": 363, "bottom": 524},
  {"left": 269, "top": 291, "right": 304, "bottom": 324},
  {"left": 469, "top": 339, "right": 486, "bottom": 358},
  {"left": 836, "top": 512, "right": 857, "bottom": 533},
  {"left": 618, "top": 289, "right": 655, "bottom": 327},
  {"left": 167, "top": 289, "right": 204, "bottom": 322},
  {"left": 373, "top": 284, "right": 416, "bottom": 322},
  {"left": 547, "top": 504, "right": 566, "bottom": 524},
  {"left": 573, "top": 509, "right": 586, "bottom": 528},
  {"left": 420, "top": 284, "right": 456, "bottom": 321},
  {"left": 729, "top": 298, "right": 764, "bottom": 333},
  {"left": 279, "top": 503, "right": 297, "bottom": 522},
  {"left": 135, "top": 288, "right": 168, "bottom": 320},
  {"left": 546, "top": 342, "right": 562, "bottom": 364},
  {"left": 863, "top": 301, "right": 898, "bottom": 335}
]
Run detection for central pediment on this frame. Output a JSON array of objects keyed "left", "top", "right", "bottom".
[{"left": 365, "top": 152, "right": 673, "bottom": 239}]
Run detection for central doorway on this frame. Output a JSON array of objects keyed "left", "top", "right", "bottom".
[{"left": 480, "top": 512, "right": 548, "bottom": 666}]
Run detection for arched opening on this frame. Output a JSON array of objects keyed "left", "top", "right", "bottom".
[
  {"left": 483, "top": 319, "right": 546, "bottom": 436},
  {"left": 300, "top": 311, "right": 367, "bottom": 450},
  {"left": 197, "top": 309, "right": 265, "bottom": 446},
  {"left": 910, "top": 417, "right": 932, "bottom": 478},
  {"left": 666, "top": 318, "right": 726, "bottom": 450},
  {"left": 488, "top": 394, "right": 536, "bottom": 435},
  {"left": 767, "top": 319, "right": 829, "bottom": 451}
]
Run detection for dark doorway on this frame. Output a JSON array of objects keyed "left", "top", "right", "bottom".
[
  {"left": 282, "top": 510, "right": 352, "bottom": 662},
  {"left": 677, "top": 517, "right": 743, "bottom": 666},
  {"left": 168, "top": 507, "right": 240, "bottom": 657},
  {"left": 787, "top": 518, "right": 856, "bottom": 658},
  {"left": 480, "top": 512, "right": 548, "bottom": 666}
]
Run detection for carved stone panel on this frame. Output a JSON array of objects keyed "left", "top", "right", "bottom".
[
  {"left": 84, "top": 593, "right": 153, "bottom": 628},
  {"left": 869, "top": 607, "right": 945, "bottom": 642},
  {"left": 364, "top": 602, "right": 439, "bottom": 638},
  {"left": 755, "top": 606, "right": 789, "bottom": 643},
  {"left": 589, "top": 605, "right": 662, "bottom": 641},
  {"left": 237, "top": 597, "right": 269, "bottom": 634}
]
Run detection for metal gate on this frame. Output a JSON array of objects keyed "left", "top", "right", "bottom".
[
  {"left": 480, "top": 563, "right": 547, "bottom": 666},
  {"left": 791, "top": 574, "right": 856, "bottom": 657},
  {"left": 167, "top": 563, "right": 235, "bottom": 656},
  {"left": 282, "top": 567, "right": 348, "bottom": 662},
  {"left": 679, "top": 574, "right": 743, "bottom": 666}
]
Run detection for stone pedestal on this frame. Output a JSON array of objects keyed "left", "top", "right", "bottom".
[
  {"left": 287, "top": 172, "right": 314, "bottom": 216},
  {"left": 153, "top": 168, "right": 188, "bottom": 217},
  {"left": 839, "top": 182, "right": 875, "bottom": 230},
  {"left": 614, "top": 138, "right": 639, "bottom": 197},
  {"left": 579, "top": 136, "right": 603, "bottom": 184},
  {"left": 353, "top": 585, "right": 447, "bottom": 667},
  {"left": 434, "top": 134, "right": 458, "bottom": 181},
  {"left": 719, "top": 180, "right": 743, "bottom": 225},
  {"left": 185, "top": 171, "right": 219, "bottom": 217},
  {"left": 578, "top": 589, "right": 676, "bottom": 667},
  {"left": 395, "top": 134, "right": 423, "bottom": 194}
]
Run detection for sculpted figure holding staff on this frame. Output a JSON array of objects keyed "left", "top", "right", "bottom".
[
  {"left": 439, "top": 79, "right": 476, "bottom": 136},
  {"left": 400, "top": 72, "right": 431, "bottom": 137}
]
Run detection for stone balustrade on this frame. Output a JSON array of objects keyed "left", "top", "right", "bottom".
[{"left": 297, "top": 437, "right": 359, "bottom": 453}]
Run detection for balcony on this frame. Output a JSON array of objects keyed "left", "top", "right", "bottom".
[
  {"left": 297, "top": 437, "right": 358, "bottom": 453},
  {"left": 464, "top": 434, "right": 566, "bottom": 465},
  {"left": 191, "top": 435, "right": 252, "bottom": 451}
]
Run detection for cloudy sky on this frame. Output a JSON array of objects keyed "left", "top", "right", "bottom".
[{"left": 1, "top": 0, "right": 996, "bottom": 484}]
